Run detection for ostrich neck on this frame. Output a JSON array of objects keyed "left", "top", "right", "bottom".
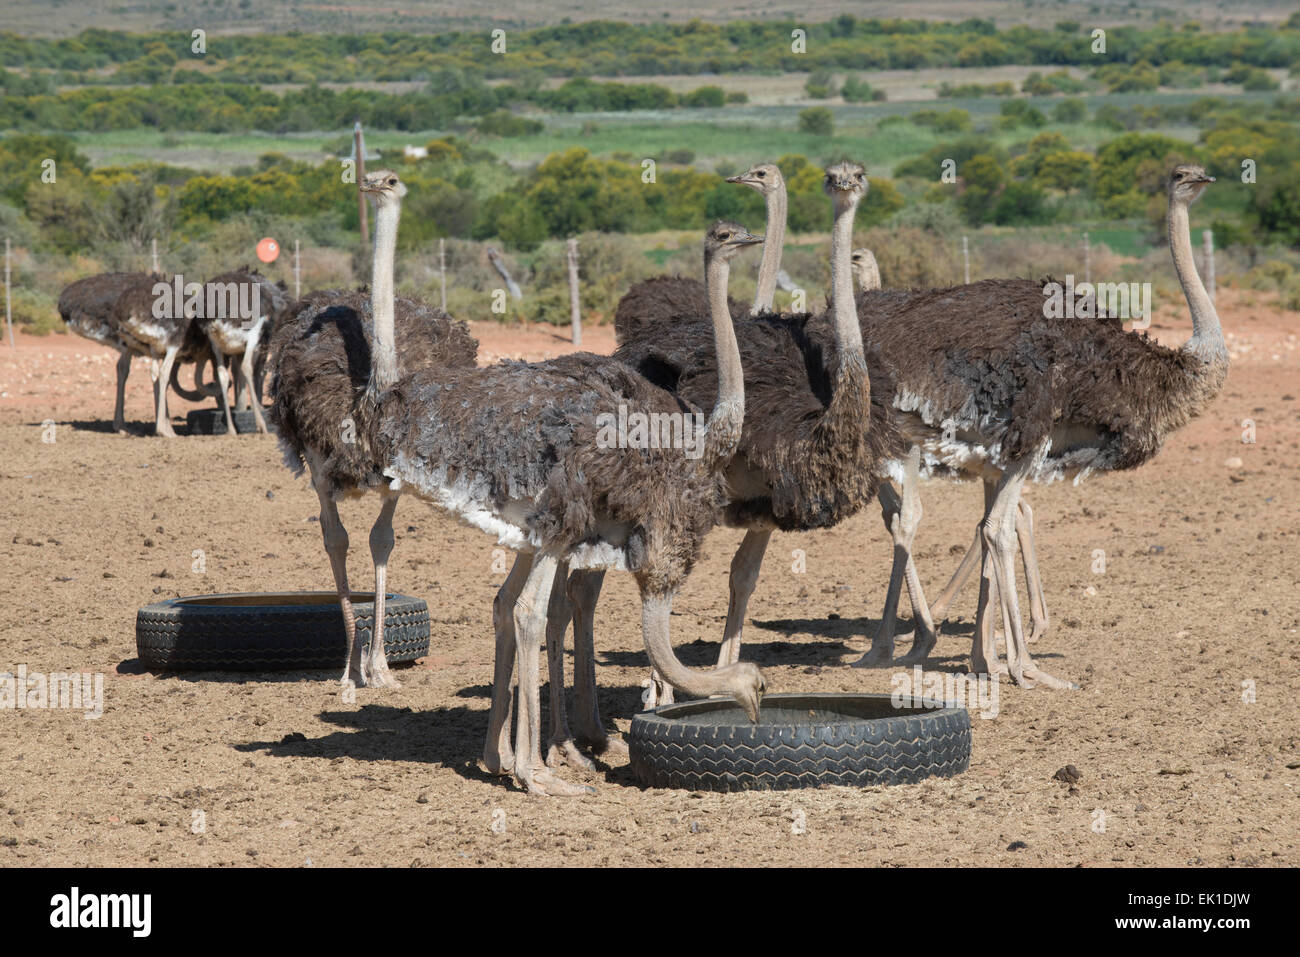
[
  {"left": 752, "top": 186, "right": 787, "bottom": 314},
  {"left": 642, "top": 595, "right": 736, "bottom": 699},
  {"left": 1169, "top": 200, "right": 1226, "bottom": 366},
  {"left": 704, "top": 252, "right": 744, "bottom": 466},
  {"left": 830, "top": 195, "right": 866, "bottom": 362},
  {"left": 369, "top": 200, "right": 400, "bottom": 393}
]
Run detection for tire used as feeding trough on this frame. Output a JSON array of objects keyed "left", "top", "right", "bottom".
[
  {"left": 629, "top": 692, "right": 971, "bottom": 792},
  {"left": 185, "top": 407, "right": 276, "bottom": 435},
  {"left": 135, "top": 591, "right": 429, "bottom": 671}
]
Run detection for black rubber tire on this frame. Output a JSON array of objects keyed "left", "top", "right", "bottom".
[
  {"left": 136, "top": 591, "right": 428, "bottom": 671},
  {"left": 185, "top": 407, "right": 275, "bottom": 435},
  {"left": 629, "top": 692, "right": 971, "bottom": 791}
]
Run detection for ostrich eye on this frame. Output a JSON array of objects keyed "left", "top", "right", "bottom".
[
  {"left": 387, "top": 177, "right": 397, "bottom": 186},
  {"left": 756, "top": 170, "right": 766, "bottom": 178}
]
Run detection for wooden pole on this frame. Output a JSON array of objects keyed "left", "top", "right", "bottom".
[
  {"left": 566, "top": 237, "right": 581, "bottom": 347},
  {"left": 354, "top": 121, "right": 369, "bottom": 246},
  {"left": 151, "top": 237, "right": 159, "bottom": 274},
  {"left": 962, "top": 235, "right": 970, "bottom": 285},
  {"left": 294, "top": 238, "right": 301, "bottom": 300},
  {"left": 1083, "top": 231, "right": 1090, "bottom": 285},
  {"left": 439, "top": 237, "right": 447, "bottom": 312},
  {"left": 4, "top": 238, "right": 12, "bottom": 348},
  {"left": 1203, "top": 228, "right": 1215, "bottom": 304}
]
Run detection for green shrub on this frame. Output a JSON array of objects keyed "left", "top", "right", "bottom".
[{"left": 798, "top": 107, "right": 834, "bottom": 137}]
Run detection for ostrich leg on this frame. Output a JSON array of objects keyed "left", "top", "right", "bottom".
[
  {"left": 511, "top": 553, "right": 594, "bottom": 797},
  {"left": 853, "top": 447, "right": 937, "bottom": 667},
  {"left": 543, "top": 560, "right": 595, "bottom": 771},
  {"left": 484, "top": 555, "right": 532, "bottom": 776},
  {"left": 1016, "top": 498, "right": 1049, "bottom": 643},
  {"left": 568, "top": 570, "right": 627, "bottom": 760},
  {"left": 313, "top": 483, "right": 361, "bottom": 689},
  {"left": 153, "top": 345, "right": 180, "bottom": 437},
  {"left": 112, "top": 349, "right": 132, "bottom": 433},
  {"left": 715, "top": 529, "right": 772, "bottom": 668},
  {"left": 238, "top": 321, "right": 269, "bottom": 433},
  {"left": 363, "top": 491, "right": 402, "bottom": 689},
  {"left": 971, "top": 445, "right": 1075, "bottom": 691},
  {"left": 206, "top": 335, "right": 238, "bottom": 435}
]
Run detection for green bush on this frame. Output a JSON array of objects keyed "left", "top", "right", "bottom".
[{"left": 798, "top": 107, "right": 834, "bottom": 137}]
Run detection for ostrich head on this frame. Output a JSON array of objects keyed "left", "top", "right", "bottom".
[
  {"left": 360, "top": 169, "right": 407, "bottom": 207},
  {"left": 850, "top": 248, "right": 874, "bottom": 272},
  {"left": 726, "top": 162, "right": 784, "bottom": 196},
  {"left": 824, "top": 161, "right": 868, "bottom": 203},
  {"left": 1169, "top": 164, "right": 1214, "bottom": 205},
  {"left": 703, "top": 220, "right": 764, "bottom": 265}
]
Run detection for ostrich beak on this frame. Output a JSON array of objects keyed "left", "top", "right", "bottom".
[
  {"left": 730, "top": 232, "right": 764, "bottom": 249},
  {"left": 1198, "top": 174, "right": 1216, "bottom": 184},
  {"left": 725, "top": 173, "right": 754, "bottom": 186}
]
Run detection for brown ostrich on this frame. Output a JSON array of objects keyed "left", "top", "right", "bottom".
[
  {"left": 198, "top": 266, "right": 292, "bottom": 434},
  {"left": 855, "top": 164, "right": 1227, "bottom": 687},
  {"left": 270, "top": 170, "right": 478, "bottom": 690},
  {"left": 58, "top": 271, "right": 211, "bottom": 436},
  {"left": 554, "top": 161, "right": 898, "bottom": 736},
  {"left": 377, "top": 215, "right": 766, "bottom": 795},
  {"left": 610, "top": 163, "right": 786, "bottom": 338}
]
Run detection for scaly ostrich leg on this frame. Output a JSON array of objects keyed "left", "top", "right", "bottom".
[
  {"left": 238, "top": 317, "right": 269, "bottom": 433},
  {"left": 363, "top": 491, "right": 401, "bottom": 689},
  {"left": 153, "top": 345, "right": 180, "bottom": 437},
  {"left": 112, "top": 349, "right": 131, "bottom": 433},
  {"left": 485, "top": 555, "right": 532, "bottom": 776},
  {"left": 205, "top": 333, "right": 238, "bottom": 434},
  {"left": 715, "top": 529, "right": 772, "bottom": 668},
  {"left": 544, "top": 560, "right": 594, "bottom": 771},
  {"left": 971, "top": 443, "right": 1075, "bottom": 690},
  {"left": 512, "top": 553, "right": 594, "bottom": 797},
  {"left": 1016, "top": 498, "right": 1049, "bottom": 643},
  {"left": 568, "top": 570, "right": 627, "bottom": 759},
  {"left": 853, "top": 447, "right": 936, "bottom": 666},
  {"left": 313, "top": 478, "right": 360, "bottom": 688}
]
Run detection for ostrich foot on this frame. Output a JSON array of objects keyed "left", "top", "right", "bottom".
[
  {"left": 546, "top": 738, "right": 596, "bottom": 771},
  {"left": 518, "top": 766, "right": 595, "bottom": 798},
  {"left": 640, "top": 675, "right": 674, "bottom": 710},
  {"left": 1012, "top": 663, "right": 1078, "bottom": 691},
  {"left": 576, "top": 728, "right": 630, "bottom": 762},
  {"left": 362, "top": 642, "right": 402, "bottom": 690},
  {"left": 897, "top": 625, "right": 938, "bottom": 665},
  {"left": 850, "top": 641, "right": 895, "bottom": 669},
  {"left": 156, "top": 422, "right": 178, "bottom": 438},
  {"left": 483, "top": 744, "right": 515, "bottom": 777}
]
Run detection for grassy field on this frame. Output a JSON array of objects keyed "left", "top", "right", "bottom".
[{"left": 4, "top": 0, "right": 1290, "bottom": 37}]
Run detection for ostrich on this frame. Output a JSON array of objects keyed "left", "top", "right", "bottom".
[
  {"left": 378, "top": 215, "right": 766, "bottom": 795},
  {"left": 270, "top": 170, "right": 478, "bottom": 690},
  {"left": 199, "top": 266, "right": 291, "bottom": 434},
  {"left": 58, "top": 271, "right": 210, "bottom": 437},
  {"left": 851, "top": 248, "right": 880, "bottom": 292},
  {"left": 560, "top": 162, "right": 897, "bottom": 718},
  {"left": 856, "top": 164, "right": 1226, "bottom": 687},
  {"left": 611, "top": 163, "right": 787, "bottom": 335}
]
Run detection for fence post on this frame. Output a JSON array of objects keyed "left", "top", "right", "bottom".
[
  {"left": 151, "top": 237, "right": 159, "bottom": 274},
  {"left": 962, "top": 235, "right": 970, "bottom": 285},
  {"left": 1083, "top": 231, "right": 1090, "bottom": 285},
  {"left": 354, "top": 121, "right": 369, "bottom": 246},
  {"left": 293, "top": 238, "right": 301, "bottom": 300},
  {"left": 439, "top": 237, "right": 447, "bottom": 313},
  {"left": 5, "top": 238, "right": 12, "bottom": 348},
  {"left": 1203, "top": 229, "right": 1215, "bottom": 304},
  {"left": 566, "top": 237, "right": 581, "bottom": 347}
]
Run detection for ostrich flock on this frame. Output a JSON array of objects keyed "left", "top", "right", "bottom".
[{"left": 60, "top": 159, "right": 1227, "bottom": 797}]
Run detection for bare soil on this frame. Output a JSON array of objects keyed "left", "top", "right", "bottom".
[{"left": 1, "top": 296, "right": 1297, "bottom": 867}]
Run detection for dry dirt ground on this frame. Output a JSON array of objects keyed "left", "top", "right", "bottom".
[{"left": 1, "top": 296, "right": 1298, "bottom": 868}]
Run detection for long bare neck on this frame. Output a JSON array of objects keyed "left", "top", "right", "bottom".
[
  {"left": 641, "top": 595, "right": 751, "bottom": 701},
  {"left": 704, "top": 252, "right": 744, "bottom": 466},
  {"left": 1169, "top": 198, "right": 1226, "bottom": 366},
  {"left": 752, "top": 185, "right": 786, "bottom": 314},
  {"left": 830, "top": 196, "right": 865, "bottom": 361},
  {"left": 369, "top": 200, "right": 400, "bottom": 393}
]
